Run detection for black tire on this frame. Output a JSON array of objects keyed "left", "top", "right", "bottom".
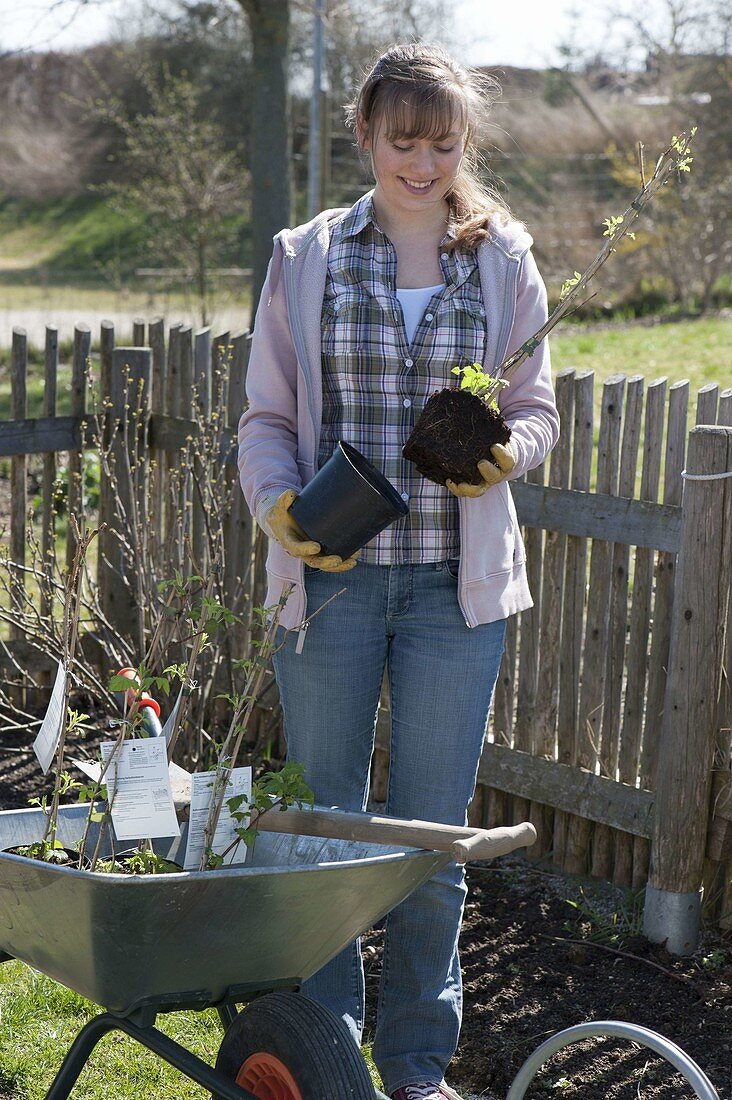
[{"left": 213, "top": 991, "right": 376, "bottom": 1100}]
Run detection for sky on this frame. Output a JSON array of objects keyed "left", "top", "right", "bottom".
[{"left": 0, "top": 0, "right": 616, "bottom": 69}]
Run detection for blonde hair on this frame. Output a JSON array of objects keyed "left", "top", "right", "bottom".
[{"left": 345, "top": 43, "right": 516, "bottom": 251}]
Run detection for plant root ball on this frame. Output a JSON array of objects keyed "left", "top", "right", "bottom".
[{"left": 403, "top": 389, "right": 512, "bottom": 487}]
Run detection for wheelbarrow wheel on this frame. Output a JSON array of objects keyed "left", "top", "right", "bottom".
[{"left": 213, "top": 991, "right": 375, "bottom": 1100}]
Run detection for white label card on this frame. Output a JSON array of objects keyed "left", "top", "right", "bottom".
[
  {"left": 184, "top": 767, "right": 252, "bottom": 871},
  {"left": 100, "top": 739, "right": 180, "bottom": 841},
  {"left": 33, "top": 661, "right": 66, "bottom": 774}
]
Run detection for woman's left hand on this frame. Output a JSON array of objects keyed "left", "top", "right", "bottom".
[{"left": 445, "top": 442, "right": 516, "bottom": 498}]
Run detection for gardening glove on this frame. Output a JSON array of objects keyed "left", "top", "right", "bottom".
[
  {"left": 445, "top": 442, "right": 516, "bottom": 499},
  {"left": 263, "top": 489, "right": 358, "bottom": 572}
]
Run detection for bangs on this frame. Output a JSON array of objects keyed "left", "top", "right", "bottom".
[{"left": 376, "top": 81, "right": 468, "bottom": 143}]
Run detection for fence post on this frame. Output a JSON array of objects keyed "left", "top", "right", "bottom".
[
  {"left": 644, "top": 424, "right": 732, "bottom": 954},
  {"left": 101, "top": 347, "right": 153, "bottom": 652}
]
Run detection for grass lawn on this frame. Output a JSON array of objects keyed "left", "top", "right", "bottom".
[
  {"left": 552, "top": 314, "right": 730, "bottom": 406},
  {"left": 0, "top": 960, "right": 221, "bottom": 1098},
  {"left": 0, "top": 960, "right": 384, "bottom": 1098}
]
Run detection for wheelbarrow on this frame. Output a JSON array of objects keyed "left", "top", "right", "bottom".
[{"left": 0, "top": 802, "right": 535, "bottom": 1099}]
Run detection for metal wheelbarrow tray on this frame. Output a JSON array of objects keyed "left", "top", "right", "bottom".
[
  {"left": 0, "top": 803, "right": 450, "bottom": 1013},
  {"left": 0, "top": 803, "right": 449, "bottom": 1099}
]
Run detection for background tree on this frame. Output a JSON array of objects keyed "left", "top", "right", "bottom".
[
  {"left": 570, "top": 0, "right": 731, "bottom": 310},
  {"left": 234, "top": 0, "right": 292, "bottom": 321},
  {"left": 90, "top": 60, "right": 248, "bottom": 324}
]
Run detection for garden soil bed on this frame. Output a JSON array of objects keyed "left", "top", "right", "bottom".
[
  {"left": 1, "top": 732, "right": 730, "bottom": 1100},
  {"left": 363, "top": 863, "right": 731, "bottom": 1099}
]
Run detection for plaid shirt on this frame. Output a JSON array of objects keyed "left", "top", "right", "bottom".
[{"left": 319, "top": 192, "right": 487, "bottom": 564}]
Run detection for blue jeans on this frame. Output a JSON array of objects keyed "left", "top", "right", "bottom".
[{"left": 272, "top": 560, "right": 506, "bottom": 1093}]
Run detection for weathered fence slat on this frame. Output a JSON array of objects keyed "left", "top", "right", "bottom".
[
  {"left": 641, "top": 381, "right": 689, "bottom": 791},
  {"left": 597, "top": 376, "right": 643, "bottom": 884},
  {"left": 570, "top": 374, "right": 624, "bottom": 877},
  {"left": 534, "top": 370, "right": 573, "bottom": 751},
  {"left": 40, "top": 325, "right": 59, "bottom": 626},
  {"left": 66, "top": 324, "right": 90, "bottom": 567},
  {"left": 488, "top": 612, "right": 517, "bottom": 830},
  {"left": 97, "top": 321, "right": 116, "bottom": 619},
  {"left": 223, "top": 331, "right": 253, "bottom": 609},
  {"left": 635, "top": 380, "right": 687, "bottom": 890},
  {"left": 148, "top": 317, "right": 166, "bottom": 566},
  {"left": 616, "top": 377, "right": 666, "bottom": 888},
  {"left": 513, "top": 462, "right": 545, "bottom": 839},
  {"left": 556, "top": 371, "right": 593, "bottom": 869},
  {"left": 213, "top": 332, "right": 231, "bottom": 415},
  {"left": 104, "top": 347, "right": 153, "bottom": 653},
  {"left": 179, "top": 327, "right": 194, "bottom": 420},
  {"left": 10, "top": 328, "right": 28, "bottom": 650},
  {"left": 713, "top": 390, "right": 732, "bottom": 931},
  {"left": 604, "top": 375, "right": 643, "bottom": 778},
  {"left": 191, "top": 327, "right": 212, "bottom": 572},
  {"left": 695, "top": 382, "right": 719, "bottom": 427},
  {"left": 531, "top": 369, "right": 574, "bottom": 856}
]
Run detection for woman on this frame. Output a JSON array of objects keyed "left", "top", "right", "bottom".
[{"left": 238, "top": 43, "right": 559, "bottom": 1100}]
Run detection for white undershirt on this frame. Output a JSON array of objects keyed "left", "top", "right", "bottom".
[{"left": 395, "top": 284, "right": 445, "bottom": 344}]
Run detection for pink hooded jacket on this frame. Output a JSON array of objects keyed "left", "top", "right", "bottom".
[{"left": 238, "top": 205, "right": 559, "bottom": 633}]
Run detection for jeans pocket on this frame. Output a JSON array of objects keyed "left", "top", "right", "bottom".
[{"left": 444, "top": 558, "right": 460, "bottom": 579}]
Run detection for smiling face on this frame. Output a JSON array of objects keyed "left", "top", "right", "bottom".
[
  {"left": 359, "top": 119, "right": 465, "bottom": 223},
  {"left": 355, "top": 73, "right": 470, "bottom": 228}
]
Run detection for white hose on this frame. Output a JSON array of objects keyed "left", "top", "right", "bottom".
[{"left": 506, "top": 1020, "right": 719, "bottom": 1100}]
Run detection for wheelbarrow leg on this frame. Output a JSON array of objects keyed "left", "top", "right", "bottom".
[
  {"left": 43, "top": 1011, "right": 261, "bottom": 1100},
  {"left": 44, "top": 1013, "right": 115, "bottom": 1100},
  {"left": 218, "top": 1002, "right": 240, "bottom": 1029}
]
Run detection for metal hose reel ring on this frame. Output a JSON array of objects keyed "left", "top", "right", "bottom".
[{"left": 506, "top": 1020, "right": 720, "bottom": 1100}]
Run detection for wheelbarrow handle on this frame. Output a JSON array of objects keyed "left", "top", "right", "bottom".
[
  {"left": 254, "top": 807, "right": 537, "bottom": 864},
  {"left": 449, "top": 822, "right": 536, "bottom": 863}
]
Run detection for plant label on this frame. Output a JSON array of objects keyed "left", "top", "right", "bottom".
[
  {"left": 71, "top": 756, "right": 191, "bottom": 811},
  {"left": 32, "top": 661, "right": 66, "bottom": 774},
  {"left": 184, "top": 768, "right": 252, "bottom": 870},
  {"left": 100, "top": 739, "right": 180, "bottom": 841}
]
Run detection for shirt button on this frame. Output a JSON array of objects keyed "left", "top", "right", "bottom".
[
  {"left": 425, "top": 312, "right": 434, "bottom": 321},
  {"left": 404, "top": 357, "right": 414, "bottom": 367},
  {"left": 479, "top": 306, "right": 486, "bottom": 316},
  {"left": 402, "top": 398, "right": 412, "bottom": 408},
  {"left": 401, "top": 491, "right": 409, "bottom": 502}
]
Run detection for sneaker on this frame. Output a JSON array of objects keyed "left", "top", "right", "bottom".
[{"left": 391, "top": 1083, "right": 463, "bottom": 1100}]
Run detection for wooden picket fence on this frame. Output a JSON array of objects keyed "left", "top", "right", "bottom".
[
  {"left": 1, "top": 321, "right": 261, "bottom": 748},
  {"left": 374, "top": 368, "right": 732, "bottom": 932},
  {"left": 1, "top": 321, "right": 731, "bottom": 933}
]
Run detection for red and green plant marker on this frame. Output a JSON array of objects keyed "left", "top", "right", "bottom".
[{"left": 403, "top": 129, "right": 696, "bottom": 486}]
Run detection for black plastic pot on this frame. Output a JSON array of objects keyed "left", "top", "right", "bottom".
[{"left": 289, "top": 441, "right": 409, "bottom": 559}]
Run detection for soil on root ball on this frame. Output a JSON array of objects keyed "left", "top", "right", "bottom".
[
  {"left": 362, "top": 860, "right": 731, "bottom": 1100},
  {"left": 403, "top": 388, "right": 512, "bottom": 486}
]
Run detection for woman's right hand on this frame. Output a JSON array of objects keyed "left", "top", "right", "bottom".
[{"left": 263, "top": 489, "right": 359, "bottom": 572}]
